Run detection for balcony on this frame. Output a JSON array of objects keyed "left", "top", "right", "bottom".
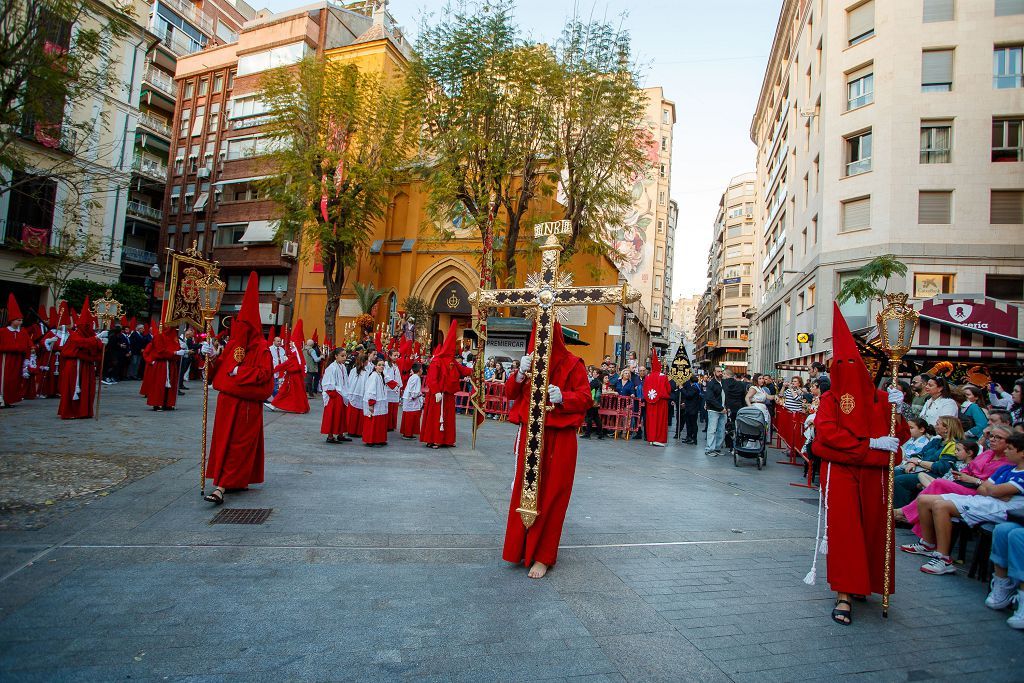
[
  {"left": 131, "top": 156, "right": 168, "bottom": 182},
  {"left": 152, "top": 27, "right": 206, "bottom": 57},
  {"left": 156, "top": 0, "right": 214, "bottom": 35},
  {"left": 126, "top": 200, "right": 162, "bottom": 224},
  {"left": 143, "top": 66, "right": 175, "bottom": 98},
  {"left": 137, "top": 111, "right": 172, "bottom": 139},
  {"left": 122, "top": 246, "right": 158, "bottom": 265}
]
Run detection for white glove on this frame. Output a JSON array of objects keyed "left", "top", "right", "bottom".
[
  {"left": 175, "top": 349, "right": 189, "bottom": 356},
  {"left": 519, "top": 354, "right": 532, "bottom": 375},
  {"left": 547, "top": 385, "right": 563, "bottom": 404},
  {"left": 97, "top": 330, "right": 109, "bottom": 341},
  {"left": 322, "top": 392, "right": 329, "bottom": 407},
  {"left": 201, "top": 342, "right": 215, "bottom": 356},
  {"left": 44, "top": 337, "right": 57, "bottom": 350},
  {"left": 870, "top": 436, "right": 900, "bottom": 452},
  {"left": 434, "top": 392, "right": 442, "bottom": 402},
  {"left": 887, "top": 388, "right": 903, "bottom": 404},
  {"left": 229, "top": 366, "right": 239, "bottom": 376},
  {"left": 22, "top": 371, "right": 29, "bottom": 379}
]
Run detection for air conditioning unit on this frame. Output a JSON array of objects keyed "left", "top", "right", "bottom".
[
  {"left": 281, "top": 240, "right": 298, "bottom": 259},
  {"left": 196, "top": 167, "right": 211, "bottom": 178}
]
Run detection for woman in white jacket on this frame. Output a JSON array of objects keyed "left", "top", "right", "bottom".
[
  {"left": 345, "top": 353, "right": 368, "bottom": 438},
  {"left": 362, "top": 358, "right": 389, "bottom": 446}
]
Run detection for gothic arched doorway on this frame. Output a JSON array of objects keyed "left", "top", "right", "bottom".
[{"left": 431, "top": 280, "right": 472, "bottom": 352}]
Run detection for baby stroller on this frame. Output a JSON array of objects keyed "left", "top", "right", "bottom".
[{"left": 731, "top": 406, "right": 769, "bottom": 470}]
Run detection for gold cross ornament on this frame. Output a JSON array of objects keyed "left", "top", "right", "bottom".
[{"left": 469, "top": 220, "right": 641, "bottom": 528}]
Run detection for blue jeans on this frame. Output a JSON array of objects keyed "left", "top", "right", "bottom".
[
  {"left": 991, "top": 522, "right": 1024, "bottom": 583},
  {"left": 706, "top": 410, "right": 726, "bottom": 453}
]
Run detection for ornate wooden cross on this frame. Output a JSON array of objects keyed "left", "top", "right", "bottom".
[{"left": 470, "top": 220, "right": 641, "bottom": 528}]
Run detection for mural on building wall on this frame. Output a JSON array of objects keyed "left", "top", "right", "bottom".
[{"left": 607, "top": 124, "right": 659, "bottom": 305}]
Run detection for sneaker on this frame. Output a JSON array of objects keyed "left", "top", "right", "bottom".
[
  {"left": 899, "top": 541, "right": 939, "bottom": 557},
  {"left": 986, "top": 576, "right": 1017, "bottom": 610},
  {"left": 920, "top": 555, "right": 955, "bottom": 575},
  {"left": 1008, "top": 591, "right": 1024, "bottom": 630},
  {"left": 101, "top": 379, "right": 115, "bottom": 386}
]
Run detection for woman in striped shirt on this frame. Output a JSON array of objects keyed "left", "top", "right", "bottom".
[{"left": 783, "top": 376, "right": 806, "bottom": 412}]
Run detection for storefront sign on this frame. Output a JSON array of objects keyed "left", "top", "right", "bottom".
[{"left": 919, "top": 297, "right": 1019, "bottom": 337}]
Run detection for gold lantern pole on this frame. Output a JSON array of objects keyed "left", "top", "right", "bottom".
[
  {"left": 197, "top": 269, "right": 226, "bottom": 497},
  {"left": 92, "top": 289, "right": 124, "bottom": 420},
  {"left": 876, "top": 292, "right": 919, "bottom": 618}
]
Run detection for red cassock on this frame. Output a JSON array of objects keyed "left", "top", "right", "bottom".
[
  {"left": 0, "top": 326, "right": 32, "bottom": 406},
  {"left": 642, "top": 372, "right": 671, "bottom": 444},
  {"left": 502, "top": 356, "right": 591, "bottom": 568},
  {"left": 363, "top": 411, "right": 388, "bottom": 444},
  {"left": 57, "top": 332, "right": 103, "bottom": 419},
  {"left": 387, "top": 402, "right": 399, "bottom": 431},
  {"left": 321, "top": 390, "right": 346, "bottom": 435},
  {"left": 37, "top": 332, "right": 60, "bottom": 397},
  {"left": 206, "top": 345, "right": 274, "bottom": 489},
  {"left": 400, "top": 409, "right": 421, "bottom": 438},
  {"left": 419, "top": 359, "right": 471, "bottom": 446},
  {"left": 270, "top": 353, "right": 309, "bottom": 413},
  {"left": 141, "top": 330, "right": 180, "bottom": 409},
  {"left": 814, "top": 389, "right": 909, "bottom": 597}
]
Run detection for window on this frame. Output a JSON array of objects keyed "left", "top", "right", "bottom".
[
  {"left": 653, "top": 304, "right": 660, "bottom": 321},
  {"left": 213, "top": 74, "right": 223, "bottom": 93},
  {"left": 654, "top": 275, "right": 662, "bottom": 291},
  {"left": 996, "top": 0, "right": 1024, "bottom": 16},
  {"left": 923, "top": 0, "right": 954, "bottom": 22},
  {"left": 807, "top": 284, "right": 816, "bottom": 308},
  {"left": 215, "top": 223, "right": 248, "bottom": 246},
  {"left": 726, "top": 225, "right": 744, "bottom": 239},
  {"left": 174, "top": 152, "right": 183, "bottom": 175},
  {"left": 179, "top": 109, "right": 190, "bottom": 138},
  {"left": 986, "top": 274, "right": 1024, "bottom": 300},
  {"left": 658, "top": 191, "right": 665, "bottom": 205},
  {"left": 846, "top": 64, "right": 873, "bottom": 110},
  {"left": 183, "top": 80, "right": 194, "bottom": 99},
  {"left": 226, "top": 136, "right": 277, "bottom": 160},
  {"left": 227, "top": 70, "right": 235, "bottom": 89},
  {"left": 728, "top": 205, "right": 744, "bottom": 219},
  {"left": 845, "top": 129, "right": 872, "bottom": 176},
  {"left": 922, "top": 49, "right": 953, "bottom": 91},
  {"left": 838, "top": 272, "right": 868, "bottom": 328},
  {"left": 169, "top": 186, "right": 180, "bottom": 213},
  {"left": 841, "top": 196, "right": 871, "bottom": 231},
  {"left": 725, "top": 246, "right": 741, "bottom": 259},
  {"left": 994, "top": 46, "right": 1023, "bottom": 89},
  {"left": 237, "top": 42, "right": 309, "bottom": 76},
  {"left": 918, "top": 191, "right": 952, "bottom": 224},
  {"left": 661, "top": 136, "right": 667, "bottom": 151},
  {"left": 191, "top": 105, "right": 205, "bottom": 137},
  {"left": 198, "top": 79, "right": 208, "bottom": 96},
  {"left": 659, "top": 163, "right": 666, "bottom": 178},
  {"left": 847, "top": 1, "right": 874, "bottom": 45},
  {"left": 657, "top": 219, "right": 664, "bottom": 233},
  {"left": 914, "top": 273, "right": 955, "bottom": 298},
  {"left": 920, "top": 121, "right": 952, "bottom": 163},
  {"left": 991, "top": 190, "right": 1024, "bottom": 224},
  {"left": 724, "top": 285, "right": 740, "bottom": 299},
  {"left": 208, "top": 102, "right": 220, "bottom": 133},
  {"left": 662, "top": 109, "right": 670, "bottom": 124},
  {"left": 993, "top": 118, "right": 1023, "bottom": 162}
]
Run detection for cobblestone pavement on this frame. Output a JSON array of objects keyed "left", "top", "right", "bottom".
[{"left": 0, "top": 382, "right": 1019, "bottom": 681}]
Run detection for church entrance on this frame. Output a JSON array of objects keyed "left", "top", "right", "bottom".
[{"left": 431, "top": 280, "right": 472, "bottom": 352}]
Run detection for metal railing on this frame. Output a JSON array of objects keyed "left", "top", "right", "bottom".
[
  {"left": 126, "top": 200, "right": 163, "bottom": 223},
  {"left": 157, "top": 0, "right": 214, "bottom": 35},
  {"left": 122, "top": 247, "right": 158, "bottom": 264},
  {"left": 143, "top": 66, "right": 175, "bottom": 97},
  {"left": 131, "top": 155, "right": 168, "bottom": 181},
  {"left": 138, "top": 111, "right": 172, "bottom": 138},
  {"left": 153, "top": 27, "right": 206, "bottom": 57}
]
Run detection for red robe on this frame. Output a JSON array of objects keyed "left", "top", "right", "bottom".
[
  {"left": 642, "top": 372, "right": 671, "bottom": 444},
  {"left": 321, "top": 390, "right": 347, "bottom": 435},
  {"left": 815, "top": 389, "right": 909, "bottom": 596},
  {"left": 57, "top": 332, "right": 103, "bottom": 419},
  {"left": 0, "top": 326, "right": 32, "bottom": 406},
  {"left": 206, "top": 345, "right": 274, "bottom": 489},
  {"left": 141, "top": 331, "right": 180, "bottom": 409},
  {"left": 37, "top": 332, "right": 61, "bottom": 397},
  {"left": 270, "top": 351, "right": 309, "bottom": 413},
  {"left": 400, "top": 410, "right": 421, "bottom": 438},
  {"left": 502, "top": 358, "right": 591, "bottom": 568},
  {"left": 419, "top": 359, "right": 472, "bottom": 446}
]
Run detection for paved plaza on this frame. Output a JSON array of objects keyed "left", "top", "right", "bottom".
[{"left": 0, "top": 384, "right": 1020, "bottom": 682}]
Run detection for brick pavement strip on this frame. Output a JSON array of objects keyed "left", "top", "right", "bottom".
[{"left": 0, "top": 382, "right": 1020, "bottom": 680}]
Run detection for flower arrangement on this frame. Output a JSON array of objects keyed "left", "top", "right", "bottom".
[{"left": 355, "top": 313, "right": 375, "bottom": 333}]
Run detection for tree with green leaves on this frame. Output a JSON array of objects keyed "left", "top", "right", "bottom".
[
  {"left": 353, "top": 282, "right": 389, "bottom": 314},
  {"left": 835, "top": 255, "right": 909, "bottom": 304},
  {"left": 258, "top": 56, "right": 416, "bottom": 343}
]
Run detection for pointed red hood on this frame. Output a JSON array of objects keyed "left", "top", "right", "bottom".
[
  {"left": 77, "top": 296, "right": 95, "bottom": 334},
  {"left": 5, "top": 293, "right": 23, "bottom": 322},
  {"left": 234, "top": 272, "right": 264, "bottom": 351},
  {"left": 828, "top": 302, "right": 874, "bottom": 436},
  {"left": 431, "top": 318, "right": 460, "bottom": 362},
  {"left": 267, "top": 325, "right": 276, "bottom": 345},
  {"left": 290, "top": 319, "right": 305, "bottom": 360},
  {"left": 650, "top": 348, "right": 662, "bottom": 376},
  {"left": 312, "top": 328, "right": 319, "bottom": 345},
  {"left": 48, "top": 306, "right": 58, "bottom": 327},
  {"left": 37, "top": 305, "right": 47, "bottom": 324}
]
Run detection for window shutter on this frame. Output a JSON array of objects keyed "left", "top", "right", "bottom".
[
  {"left": 918, "top": 191, "right": 952, "bottom": 224},
  {"left": 842, "top": 197, "right": 871, "bottom": 231},
  {"left": 847, "top": 63, "right": 873, "bottom": 82},
  {"left": 922, "top": 50, "right": 953, "bottom": 85},
  {"left": 991, "top": 191, "right": 1024, "bottom": 224},
  {"left": 923, "top": 0, "right": 954, "bottom": 22},
  {"left": 190, "top": 115, "right": 204, "bottom": 137},
  {"left": 847, "top": 1, "right": 874, "bottom": 42},
  {"left": 996, "top": 0, "right": 1024, "bottom": 16}
]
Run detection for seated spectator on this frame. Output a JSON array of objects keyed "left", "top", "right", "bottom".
[
  {"left": 960, "top": 384, "right": 990, "bottom": 440},
  {"left": 986, "top": 518, "right": 1024, "bottom": 630},
  {"left": 919, "top": 376, "right": 959, "bottom": 426},
  {"left": 930, "top": 439, "right": 980, "bottom": 484},
  {"left": 901, "top": 432, "right": 1024, "bottom": 575},
  {"left": 900, "top": 417, "right": 932, "bottom": 462},
  {"left": 601, "top": 374, "right": 617, "bottom": 396},
  {"left": 492, "top": 361, "right": 506, "bottom": 382},
  {"left": 891, "top": 416, "right": 963, "bottom": 509},
  {"left": 895, "top": 425, "right": 1013, "bottom": 529}
]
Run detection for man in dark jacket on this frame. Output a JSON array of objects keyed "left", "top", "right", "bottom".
[
  {"left": 704, "top": 367, "right": 727, "bottom": 455},
  {"left": 127, "top": 323, "right": 151, "bottom": 380},
  {"left": 723, "top": 369, "right": 747, "bottom": 421},
  {"left": 680, "top": 378, "right": 702, "bottom": 444}
]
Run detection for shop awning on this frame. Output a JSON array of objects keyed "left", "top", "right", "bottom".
[
  {"left": 239, "top": 220, "right": 278, "bottom": 243},
  {"left": 485, "top": 316, "right": 585, "bottom": 345},
  {"left": 214, "top": 175, "right": 271, "bottom": 186},
  {"left": 775, "top": 350, "right": 830, "bottom": 372}
]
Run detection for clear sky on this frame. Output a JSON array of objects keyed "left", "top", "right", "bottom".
[{"left": 256, "top": 0, "right": 783, "bottom": 299}]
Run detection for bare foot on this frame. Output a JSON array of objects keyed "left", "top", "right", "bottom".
[{"left": 527, "top": 561, "right": 548, "bottom": 579}]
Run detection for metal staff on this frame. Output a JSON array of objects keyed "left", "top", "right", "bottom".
[
  {"left": 876, "top": 292, "right": 919, "bottom": 618},
  {"left": 196, "top": 271, "right": 226, "bottom": 497}
]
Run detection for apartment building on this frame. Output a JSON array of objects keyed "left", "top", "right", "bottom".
[
  {"left": 694, "top": 173, "right": 756, "bottom": 373},
  {"left": 1, "top": 0, "right": 151, "bottom": 311},
  {"left": 747, "top": 0, "right": 1024, "bottom": 374},
  {"left": 123, "top": 0, "right": 255, "bottom": 290},
  {"left": 671, "top": 294, "right": 700, "bottom": 342}
]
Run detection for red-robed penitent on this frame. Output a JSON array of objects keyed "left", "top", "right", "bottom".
[
  {"left": 37, "top": 305, "right": 64, "bottom": 398},
  {"left": 642, "top": 349, "right": 671, "bottom": 445},
  {"left": 503, "top": 322, "right": 591, "bottom": 569},
  {"left": 57, "top": 300, "right": 103, "bottom": 420},
  {"left": 0, "top": 294, "right": 32, "bottom": 407},
  {"left": 419, "top": 319, "right": 472, "bottom": 447},
  {"left": 141, "top": 318, "right": 181, "bottom": 409},
  {"left": 270, "top": 319, "right": 310, "bottom": 414},
  {"left": 808, "top": 303, "right": 908, "bottom": 597},
  {"left": 205, "top": 273, "right": 275, "bottom": 490}
]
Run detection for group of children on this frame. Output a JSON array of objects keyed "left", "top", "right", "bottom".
[{"left": 320, "top": 347, "right": 426, "bottom": 447}]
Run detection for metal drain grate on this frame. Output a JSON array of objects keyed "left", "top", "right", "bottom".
[{"left": 210, "top": 508, "right": 273, "bottom": 525}]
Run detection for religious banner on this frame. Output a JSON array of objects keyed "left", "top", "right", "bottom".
[{"left": 164, "top": 242, "right": 218, "bottom": 330}]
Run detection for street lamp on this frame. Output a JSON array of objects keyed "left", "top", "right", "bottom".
[
  {"left": 146, "top": 263, "right": 161, "bottom": 323},
  {"left": 274, "top": 285, "right": 285, "bottom": 325}
]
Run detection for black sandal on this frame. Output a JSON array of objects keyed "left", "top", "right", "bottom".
[
  {"left": 326, "top": 437, "right": 338, "bottom": 443},
  {"left": 204, "top": 489, "right": 224, "bottom": 505},
  {"left": 832, "top": 599, "right": 852, "bottom": 625}
]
